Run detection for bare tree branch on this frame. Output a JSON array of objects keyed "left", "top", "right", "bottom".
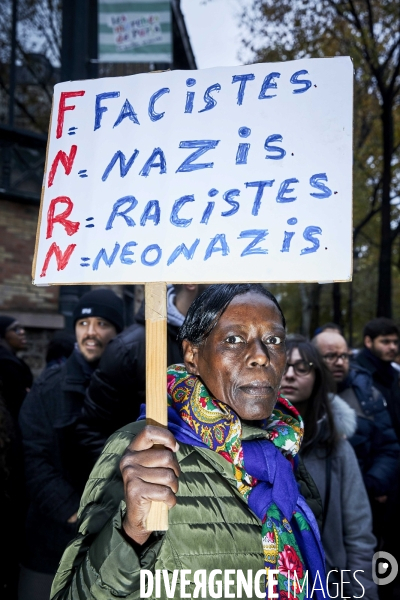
[
  {"left": 0, "top": 73, "right": 44, "bottom": 130},
  {"left": 353, "top": 207, "right": 381, "bottom": 241}
]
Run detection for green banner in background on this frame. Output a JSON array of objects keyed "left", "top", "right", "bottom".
[{"left": 98, "top": 0, "right": 172, "bottom": 63}]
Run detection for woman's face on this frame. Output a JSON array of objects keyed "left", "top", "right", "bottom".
[
  {"left": 4, "top": 320, "right": 27, "bottom": 351},
  {"left": 183, "top": 292, "right": 287, "bottom": 420},
  {"left": 280, "top": 348, "right": 315, "bottom": 404}
]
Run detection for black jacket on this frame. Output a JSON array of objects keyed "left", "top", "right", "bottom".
[
  {"left": 18, "top": 350, "right": 94, "bottom": 573},
  {"left": 0, "top": 345, "right": 33, "bottom": 422},
  {"left": 76, "top": 304, "right": 182, "bottom": 467},
  {"left": 356, "top": 348, "right": 400, "bottom": 442},
  {"left": 0, "top": 398, "right": 22, "bottom": 599},
  {"left": 338, "top": 365, "right": 400, "bottom": 497}
]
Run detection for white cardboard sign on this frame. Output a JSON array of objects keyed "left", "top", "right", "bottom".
[{"left": 33, "top": 57, "right": 353, "bottom": 285}]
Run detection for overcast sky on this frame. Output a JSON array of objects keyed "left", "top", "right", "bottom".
[{"left": 180, "top": 0, "right": 253, "bottom": 69}]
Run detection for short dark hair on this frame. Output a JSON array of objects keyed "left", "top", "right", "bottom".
[
  {"left": 285, "top": 335, "right": 338, "bottom": 455},
  {"left": 363, "top": 318, "right": 399, "bottom": 341},
  {"left": 178, "top": 283, "right": 285, "bottom": 347},
  {"left": 46, "top": 330, "right": 75, "bottom": 364},
  {"left": 314, "top": 322, "right": 343, "bottom": 336}
]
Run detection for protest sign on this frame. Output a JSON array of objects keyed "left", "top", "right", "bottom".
[
  {"left": 32, "top": 57, "right": 353, "bottom": 530},
  {"left": 32, "top": 57, "right": 353, "bottom": 286}
]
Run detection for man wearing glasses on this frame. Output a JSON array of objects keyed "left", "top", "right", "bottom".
[
  {"left": 313, "top": 330, "right": 399, "bottom": 563},
  {"left": 313, "top": 329, "right": 399, "bottom": 504}
]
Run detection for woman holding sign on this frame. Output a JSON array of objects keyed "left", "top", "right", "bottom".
[{"left": 51, "top": 284, "right": 326, "bottom": 599}]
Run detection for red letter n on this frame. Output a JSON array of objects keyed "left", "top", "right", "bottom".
[
  {"left": 47, "top": 196, "right": 80, "bottom": 239},
  {"left": 56, "top": 91, "right": 85, "bottom": 139},
  {"left": 48, "top": 145, "right": 77, "bottom": 188},
  {"left": 40, "top": 242, "right": 76, "bottom": 278}
]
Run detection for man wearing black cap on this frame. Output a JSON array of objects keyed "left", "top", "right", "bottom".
[
  {"left": 76, "top": 284, "right": 209, "bottom": 467},
  {"left": 18, "top": 289, "right": 123, "bottom": 600}
]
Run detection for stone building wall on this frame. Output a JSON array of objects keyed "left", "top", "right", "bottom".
[
  {"left": 0, "top": 200, "right": 59, "bottom": 313},
  {"left": 0, "top": 200, "right": 144, "bottom": 376},
  {"left": 0, "top": 199, "right": 63, "bottom": 375}
]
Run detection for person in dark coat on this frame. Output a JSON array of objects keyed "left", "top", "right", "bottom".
[
  {"left": 0, "top": 316, "right": 33, "bottom": 594},
  {"left": 355, "top": 318, "right": 400, "bottom": 599},
  {"left": 18, "top": 289, "right": 124, "bottom": 600},
  {"left": 76, "top": 284, "right": 208, "bottom": 467},
  {"left": 0, "top": 393, "right": 21, "bottom": 600},
  {"left": 0, "top": 316, "right": 33, "bottom": 423},
  {"left": 313, "top": 330, "right": 400, "bottom": 502},
  {"left": 356, "top": 317, "right": 400, "bottom": 441}
]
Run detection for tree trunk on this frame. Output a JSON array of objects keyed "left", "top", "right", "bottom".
[
  {"left": 332, "top": 282, "right": 342, "bottom": 326},
  {"left": 348, "top": 279, "right": 353, "bottom": 348},
  {"left": 377, "top": 99, "right": 394, "bottom": 317},
  {"left": 310, "top": 283, "right": 321, "bottom": 336},
  {"left": 299, "top": 284, "right": 310, "bottom": 337},
  {"left": 300, "top": 283, "right": 321, "bottom": 338}
]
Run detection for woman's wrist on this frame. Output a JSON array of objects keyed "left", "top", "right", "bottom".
[{"left": 122, "top": 518, "right": 151, "bottom": 546}]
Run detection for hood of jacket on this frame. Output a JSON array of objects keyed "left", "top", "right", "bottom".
[{"left": 328, "top": 393, "right": 357, "bottom": 439}]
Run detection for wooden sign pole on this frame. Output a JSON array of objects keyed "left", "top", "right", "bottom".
[{"left": 145, "top": 281, "right": 169, "bottom": 531}]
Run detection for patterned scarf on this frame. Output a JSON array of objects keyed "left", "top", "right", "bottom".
[{"left": 165, "top": 364, "right": 326, "bottom": 599}]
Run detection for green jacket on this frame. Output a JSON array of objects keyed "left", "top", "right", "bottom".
[{"left": 51, "top": 421, "right": 322, "bottom": 600}]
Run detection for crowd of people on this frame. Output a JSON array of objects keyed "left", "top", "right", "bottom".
[{"left": 0, "top": 284, "right": 399, "bottom": 600}]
